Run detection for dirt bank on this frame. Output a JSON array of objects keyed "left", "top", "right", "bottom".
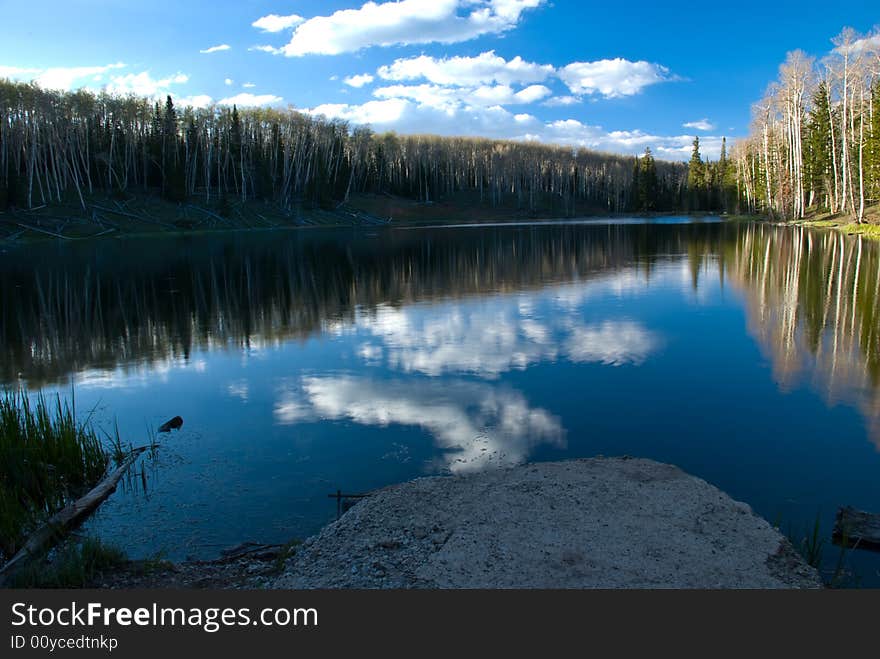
[{"left": 271, "top": 458, "right": 821, "bottom": 589}]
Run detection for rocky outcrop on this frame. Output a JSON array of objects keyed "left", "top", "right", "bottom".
[{"left": 271, "top": 458, "right": 822, "bottom": 589}]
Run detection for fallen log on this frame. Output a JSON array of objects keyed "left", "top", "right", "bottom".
[
  {"left": 832, "top": 506, "right": 880, "bottom": 551},
  {"left": 187, "top": 204, "right": 233, "bottom": 226},
  {"left": 91, "top": 204, "right": 175, "bottom": 229},
  {"left": 0, "top": 448, "right": 147, "bottom": 585},
  {"left": 14, "top": 221, "right": 71, "bottom": 240}
]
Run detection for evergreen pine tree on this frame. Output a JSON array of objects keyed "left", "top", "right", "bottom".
[
  {"left": 638, "top": 147, "right": 658, "bottom": 211},
  {"left": 804, "top": 81, "right": 833, "bottom": 210},
  {"left": 629, "top": 157, "right": 640, "bottom": 212},
  {"left": 687, "top": 137, "right": 705, "bottom": 210}
]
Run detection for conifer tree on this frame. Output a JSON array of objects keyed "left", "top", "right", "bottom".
[
  {"left": 638, "top": 147, "right": 658, "bottom": 211},
  {"left": 687, "top": 137, "right": 705, "bottom": 210}
]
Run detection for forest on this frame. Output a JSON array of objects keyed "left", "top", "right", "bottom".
[
  {"left": 733, "top": 27, "right": 880, "bottom": 222},
  {"left": 2, "top": 28, "right": 878, "bottom": 228},
  {"left": 0, "top": 78, "right": 730, "bottom": 223}
]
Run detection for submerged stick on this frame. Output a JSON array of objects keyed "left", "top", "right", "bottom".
[{"left": 0, "top": 447, "right": 147, "bottom": 585}]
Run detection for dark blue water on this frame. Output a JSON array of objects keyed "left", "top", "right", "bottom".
[{"left": 2, "top": 219, "right": 879, "bottom": 584}]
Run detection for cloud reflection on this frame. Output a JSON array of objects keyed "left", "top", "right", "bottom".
[
  {"left": 352, "top": 275, "right": 660, "bottom": 378},
  {"left": 274, "top": 376, "right": 566, "bottom": 473}
]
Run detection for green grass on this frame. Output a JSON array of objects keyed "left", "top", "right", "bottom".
[
  {"left": 783, "top": 514, "right": 856, "bottom": 588},
  {"left": 9, "top": 536, "right": 126, "bottom": 588},
  {"left": 0, "top": 390, "right": 110, "bottom": 561},
  {"left": 798, "top": 219, "right": 880, "bottom": 239}
]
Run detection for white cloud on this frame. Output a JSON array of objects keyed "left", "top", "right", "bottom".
[
  {"left": 252, "top": 13, "right": 305, "bottom": 32},
  {"left": 306, "top": 98, "right": 727, "bottom": 159},
  {"left": 0, "top": 65, "right": 41, "bottom": 79},
  {"left": 280, "top": 0, "right": 545, "bottom": 57},
  {"left": 373, "top": 82, "right": 550, "bottom": 109},
  {"left": 310, "top": 98, "right": 409, "bottom": 124},
  {"left": 242, "top": 82, "right": 256, "bottom": 88},
  {"left": 218, "top": 92, "right": 283, "bottom": 107},
  {"left": 683, "top": 118, "right": 715, "bottom": 131},
  {"left": 377, "top": 50, "right": 553, "bottom": 86},
  {"left": 375, "top": 52, "right": 674, "bottom": 102},
  {"left": 343, "top": 73, "right": 375, "bottom": 88},
  {"left": 249, "top": 45, "right": 284, "bottom": 55},
  {"left": 542, "top": 95, "right": 581, "bottom": 107},
  {"left": 834, "top": 31, "right": 880, "bottom": 55},
  {"left": 224, "top": 78, "right": 234, "bottom": 86},
  {"left": 175, "top": 94, "right": 214, "bottom": 109},
  {"left": 200, "top": 44, "right": 231, "bottom": 54},
  {"left": 0, "top": 62, "right": 126, "bottom": 90},
  {"left": 558, "top": 58, "right": 671, "bottom": 98},
  {"left": 104, "top": 71, "right": 189, "bottom": 98}
]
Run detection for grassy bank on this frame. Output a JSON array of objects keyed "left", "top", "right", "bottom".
[
  {"left": 8, "top": 536, "right": 126, "bottom": 588},
  {"left": 791, "top": 203, "right": 880, "bottom": 240},
  {"left": 0, "top": 390, "right": 110, "bottom": 563}
]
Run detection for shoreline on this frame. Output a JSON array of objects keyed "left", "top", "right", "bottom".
[
  {"left": 0, "top": 192, "right": 739, "bottom": 245},
  {"left": 88, "top": 458, "right": 822, "bottom": 590}
]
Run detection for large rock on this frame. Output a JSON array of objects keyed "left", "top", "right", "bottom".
[{"left": 271, "top": 458, "right": 822, "bottom": 589}]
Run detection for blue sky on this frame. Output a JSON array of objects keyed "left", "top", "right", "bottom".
[{"left": 1, "top": 0, "right": 877, "bottom": 160}]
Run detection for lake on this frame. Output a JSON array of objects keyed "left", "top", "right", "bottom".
[{"left": 2, "top": 218, "right": 879, "bottom": 585}]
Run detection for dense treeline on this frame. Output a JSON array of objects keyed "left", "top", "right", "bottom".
[
  {"left": 0, "top": 79, "right": 701, "bottom": 217},
  {"left": 734, "top": 28, "right": 880, "bottom": 221}
]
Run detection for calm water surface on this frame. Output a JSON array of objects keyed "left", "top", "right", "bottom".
[{"left": 2, "top": 218, "right": 879, "bottom": 584}]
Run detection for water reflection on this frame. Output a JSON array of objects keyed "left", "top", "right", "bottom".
[
  {"left": 723, "top": 224, "right": 880, "bottom": 443},
  {"left": 0, "top": 225, "right": 698, "bottom": 387},
  {"left": 352, "top": 298, "right": 658, "bottom": 379},
  {"left": 275, "top": 376, "right": 565, "bottom": 473},
  {"left": 2, "top": 222, "right": 878, "bottom": 446},
  {"left": 4, "top": 220, "right": 880, "bottom": 575}
]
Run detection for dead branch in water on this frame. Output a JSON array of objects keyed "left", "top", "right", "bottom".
[{"left": 0, "top": 447, "right": 147, "bottom": 586}]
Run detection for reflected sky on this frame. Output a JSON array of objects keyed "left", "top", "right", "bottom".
[{"left": 3, "top": 221, "right": 880, "bottom": 584}]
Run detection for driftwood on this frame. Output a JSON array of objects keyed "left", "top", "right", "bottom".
[
  {"left": 91, "top": 204, "right": 175, "bottom": 229},
  {"left": 187, "top": 204, "right": 232, "bottom": 226},
  {"left": 207, "top": 542, "right": 286, "bottom": 563},
  {"left": 832, "top": 506, "right": 880, "bottom": 551},
  {"left": 0, "top": 448, "right": 147, "bottom": 585},
  {"left": 14, "top": 220, "right": 71, "bottom": 240}
]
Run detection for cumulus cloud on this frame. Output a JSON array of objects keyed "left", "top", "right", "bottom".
[
  {"left": 373, "top": 82, "right": 551, "bottom": 109},
  {"left": 174, "top": 94, "right": 214, "bottom": 109},
  {"left": 251, "top": 13, "right": 305, "bottom": 32},
  {"left": 0, "top": 62, "right": 126, "bottom": 90},
  {"left": 249, "top": 45, "right": 284, "bottom": 55},
  {"left": 373, "top": 51, "right": 673, "bottom": 102},
  {"left": 200, "top": 44, "right": 231, "bottom": 54},
  {"left": 542, "top": 95, "right": 581, "bottom": 107},
  {"left": 279, "top": 0, "right": 545, "bottom": 57},
  {"left": 683, "top": 118, "right": 715, "bottom": 131},
  {"left": 558, "top": 58, "right": 671, "bottom": 98},
  {"left": 343, "top": 73, "right": 375, "bottom": 88},
  {"left": 218, "top": 92, "right": 283, "bottom": 107},
  {"left": 306, "top": 98, "right": 726, "bottom": 158},
  {"left": 104, "top": 71, "right": 189, "bottom": 98},
  {"left": 377, "top": 50, "right": 553, "bottom": 86}
]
